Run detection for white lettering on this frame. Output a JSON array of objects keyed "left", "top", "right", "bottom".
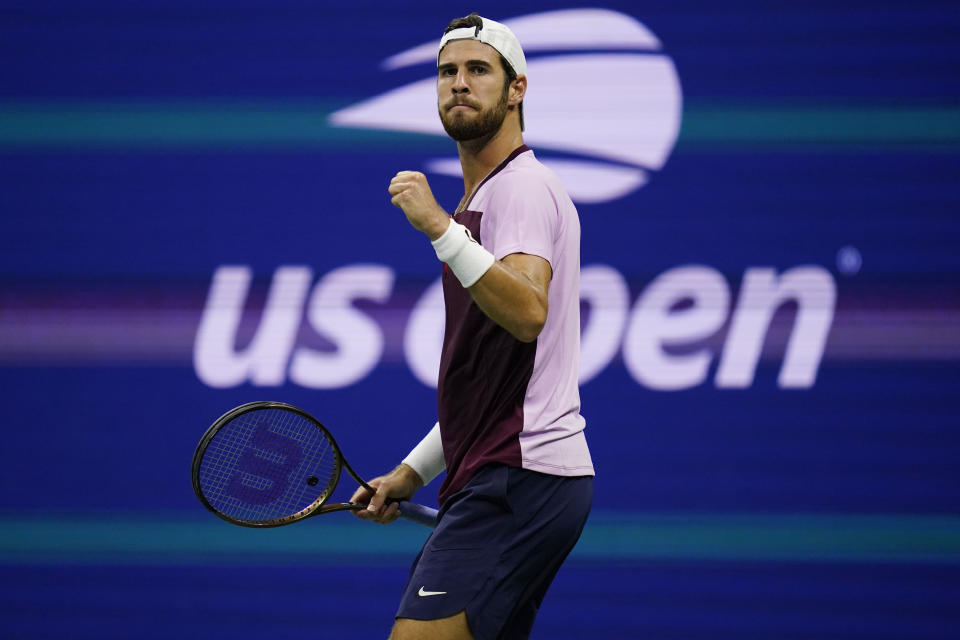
[
  {"left": 193, "top": 266, "right": 311, "bottom": 388},
  {"left": 290, "top": 265, "right": 394, "bottom": 389},
  {"left": 193, "top": 262, "right": 837, "bottom": 392},
  {"left": 623, "top": 266, "right": 730, "bottom": 390},
  {"left": 404, "top": 277, "right": 445, "bottom": 388},
  {"left": 716, "top": 266, "right": 836, "bottom": 388},
  {"left": 579, "top": 265, "right": 630, "bottom": 383}
]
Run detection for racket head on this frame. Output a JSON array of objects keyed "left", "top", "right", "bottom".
[{"left": 191, "top": 401, "right": 348, "bottom": 528}]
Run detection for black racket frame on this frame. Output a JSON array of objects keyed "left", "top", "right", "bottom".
[{"left": 191, "top": 400, "right": 380, "bottom": 528}]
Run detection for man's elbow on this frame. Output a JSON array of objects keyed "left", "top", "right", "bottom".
[{"left": 512, "top": 308, "right": 547, "bottom": 343}]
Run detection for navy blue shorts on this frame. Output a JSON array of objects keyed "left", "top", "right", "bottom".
[{"left": 395, "top": 464, "right": 593, "bottom": 640}]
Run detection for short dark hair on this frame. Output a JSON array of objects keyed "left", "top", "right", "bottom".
[{"left": 442, "top": 13, "right": 524, "bottom": 131}]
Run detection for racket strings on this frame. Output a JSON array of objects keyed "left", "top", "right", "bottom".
[{"left": 197, "top": 408, "right": 339, "bottom": 524}]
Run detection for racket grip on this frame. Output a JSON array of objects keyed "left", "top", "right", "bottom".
[{"left": 397, "top": 501, "right": 439, "bottom": 528}]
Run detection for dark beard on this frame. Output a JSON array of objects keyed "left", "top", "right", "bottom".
[{"left": 439, "top": 90, "right": 509, "bottom": 142}]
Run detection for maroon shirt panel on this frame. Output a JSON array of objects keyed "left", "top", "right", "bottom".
[{"left": 436, "top": 208, "right": 537, "bottom": 506}]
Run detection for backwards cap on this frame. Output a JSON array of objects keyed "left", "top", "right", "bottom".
[{"left": 438, "top": 16, "right": 527, "bottom": 76}]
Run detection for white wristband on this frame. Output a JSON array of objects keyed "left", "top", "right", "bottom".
[
  {"left": 401, "top": 422, "right": 445, "bottom": 485},
  {"left": 431, "top": 220, "right": 495, "bottom": 288}
]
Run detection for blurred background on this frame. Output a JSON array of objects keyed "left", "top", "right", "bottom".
[{"left": 1, "top": 1, "right": 958, "bottom": 638}]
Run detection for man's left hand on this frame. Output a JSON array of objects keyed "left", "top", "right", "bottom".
[{"left": 388, "top": 171, "right": 450, "bottom": 240}]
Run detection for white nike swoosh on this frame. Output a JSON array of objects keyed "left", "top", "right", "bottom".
[{"left": 417, "top": 587, "right": 447, "bottom": 597}]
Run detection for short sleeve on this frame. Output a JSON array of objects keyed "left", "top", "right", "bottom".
[{"left": 481, "top": 171, "right": 558, "bottom": 265}]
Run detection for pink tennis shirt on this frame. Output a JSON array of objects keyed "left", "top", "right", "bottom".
[{"left": 436, "top": 145, "right": 594, "bottom": 505}]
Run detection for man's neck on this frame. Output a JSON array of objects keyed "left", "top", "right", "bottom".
[{"left": 456, "top": 123, "right": 524, "bottom": 203}]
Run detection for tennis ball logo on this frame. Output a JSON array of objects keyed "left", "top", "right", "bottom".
[{"left": 329, "top": 8, "right": 682, "bottom": 204}]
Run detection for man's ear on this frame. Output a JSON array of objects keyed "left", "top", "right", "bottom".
[{"left": 510, "top": 75, "right": 527, "bottom": 107}]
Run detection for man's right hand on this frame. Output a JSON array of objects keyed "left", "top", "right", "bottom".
[{"left": 350, "top": 463, "right": 425, "bottom": 525}]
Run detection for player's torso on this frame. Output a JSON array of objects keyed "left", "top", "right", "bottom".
[{"left": 437, "top": 148, "right": 593, "bottom": 504}]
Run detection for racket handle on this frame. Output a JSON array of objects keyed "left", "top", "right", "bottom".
[{"left": 397, "top": 501, "right": 439, "bottom": 528}]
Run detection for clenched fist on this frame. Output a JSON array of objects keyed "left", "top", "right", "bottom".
[{"left": 388, "top": 171, "right": 451, "bottom": 240}]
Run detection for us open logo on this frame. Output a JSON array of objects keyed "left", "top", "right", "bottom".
[
  {"left": 329, "top": 8, "right": 682, "bottom": 204},
  {"left": 194, "top": 10, "right": 836, "bottom": 392}
]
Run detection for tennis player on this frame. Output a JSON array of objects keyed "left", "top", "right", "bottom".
[{"left": 351, "top": 13, "right": 594, "bottom": 640}]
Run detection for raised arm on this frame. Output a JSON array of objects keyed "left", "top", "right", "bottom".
[
  {"left": 438, "top": 223, "right": 550, "bottom": 342},
  {"left": 389, "top": 170, "right": 551, "bottom": 342}
]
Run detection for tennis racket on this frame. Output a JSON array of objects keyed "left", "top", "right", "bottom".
[{"left": 191, "top": 401, "right": 438, "bottom": 528}]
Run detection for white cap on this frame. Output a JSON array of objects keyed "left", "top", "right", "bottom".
[{"left": 438, "top": 16, "right": 527, "bottom": 77}]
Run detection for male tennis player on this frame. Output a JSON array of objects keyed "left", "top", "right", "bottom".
[{"left": 351, "top": 13, "right": 594, "bottom": 640}]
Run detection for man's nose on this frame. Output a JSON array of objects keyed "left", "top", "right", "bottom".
[{"left": 452, "top": 70, "right": 469, "bottom": 93}]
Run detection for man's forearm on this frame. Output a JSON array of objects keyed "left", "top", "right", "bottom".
[
  {"left": 432, "top": 220, "right": 551, "bottom": 342},
  {"left": 467, "top": 256, "right": 549, "bottom": 342}
]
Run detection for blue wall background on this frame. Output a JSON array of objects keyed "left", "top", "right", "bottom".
[{"left": 1, "top": 1, "right": 958, "bottom": 638}]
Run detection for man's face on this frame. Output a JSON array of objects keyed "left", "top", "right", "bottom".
[{"left": 437, "top": 39, "right": 510, "bottom": 142}]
